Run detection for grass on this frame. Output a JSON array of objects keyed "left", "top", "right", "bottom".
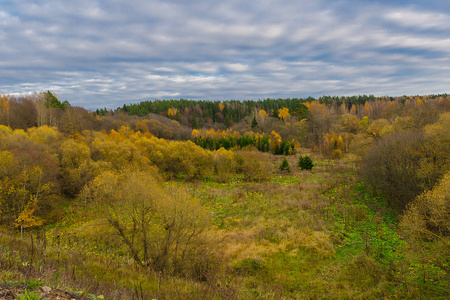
[{"left": 0, "top": 154, "right": 448, "bottom": 299}]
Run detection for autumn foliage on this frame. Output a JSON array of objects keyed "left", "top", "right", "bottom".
[{"left": 0, "top": 92, "right": 449, "bottom": 299}]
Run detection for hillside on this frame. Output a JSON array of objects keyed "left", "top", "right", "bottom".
[{"left": 0, "top": 93, "right": 449, "bottom": 299}]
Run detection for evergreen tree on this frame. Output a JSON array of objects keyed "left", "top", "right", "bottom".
[
  {"left": 298, "top": 155, "right": 314, "bottom": 171},
  {"left": 279, "top": 158, "right": 290, "bottom": 172},
  {"left": 251, "top": 116, "right": 258, "bottom": 130},
  {"left": 192, "top": 115, "right": 199, "bottom": 129}
]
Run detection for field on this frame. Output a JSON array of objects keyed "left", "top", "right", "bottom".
[
  {"left": 0, "top": 95, "right": 449, "bottom": 299},
  {"left": 1, "top": 152, "right": 447, "bottom": 299}
]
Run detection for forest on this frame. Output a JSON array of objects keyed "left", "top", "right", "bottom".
[{"left": 0, "top": 91, "right": 449, "bottom": 299}]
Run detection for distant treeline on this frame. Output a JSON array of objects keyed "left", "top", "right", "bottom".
[{"left": 112, "top": 94, "right": 448, "bottom": 126}]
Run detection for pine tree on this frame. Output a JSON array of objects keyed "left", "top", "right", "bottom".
[
  {"left": 298, "top": 155, "right": 314, "bottom": 171},
  {"left": 251, "top": 116, "right": 258, "bottom": 130},
  {"left": 279, "top": 158, "right": 290, "bottom": 172}
]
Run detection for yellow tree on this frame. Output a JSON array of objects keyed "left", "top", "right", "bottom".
[
  {"left": 278, "top": 107, "right": 290, "bottom": 121},
  {"left": 206, "top": 128, "right": 216, "bottom": 138},
  {"left": 258, "top": 109, "right": 268, "bottom": 118},
  {"left": 0, "top": 159, "right": 50, "bottom": 235},
  {"left": 168, "top": 107, "right": 174, "bottom": 118},
  {"left": 15, "top": 195, "right": 44, "bottom": 238},
  {"left": 135, "top": 121, "right": 149, "bottom": 133},
  {"left": 0, "top": 94, "right": 10, "bottom": 126},
  {"left": 363, "top": 102, "right": 373, "bottom": 118},
  {"left": 191, "top": 129, "right": 200, "bottom": 138},
  {"left": 168, "top": 107, "right": 178, "bottom": 118},
  {"left": 366, "top": 118, "right": 392, "bottom": 139},
  {"left": 81, "top": 169, "right": 212, "bottom": 275},
  {"left": 400, "top": 170, "right": 450, "bottom": 245},
  {"left": 59, "top": 138, "right": 101, "bottom": 197}
]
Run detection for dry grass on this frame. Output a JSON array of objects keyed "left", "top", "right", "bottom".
[{"left": 3, "top": 152, "right": 441, "bottom": 299}]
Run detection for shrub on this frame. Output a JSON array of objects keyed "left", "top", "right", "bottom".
[
  {"left": 400, "top": 170, "right": 450, "bottom": 240},
  {"left": 279, "top": 158, "right": 290, "bottom": 172},
  {"left": 298, "top": 155, "right": 314, "bottom": 171},
  {"left": 360, "top": 131, "right": 424, "bottom": 210},
  {"left": 80, "top": 169, "right": 216, "bottom": 279}
]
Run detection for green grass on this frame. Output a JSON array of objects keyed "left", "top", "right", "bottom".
[{"left": 1, "top": 155, "right": 448, "bottom": 299}]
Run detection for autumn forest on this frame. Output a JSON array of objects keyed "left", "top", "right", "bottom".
[{"left": 0, "top": 92, "right": 449, "bottom": 299}]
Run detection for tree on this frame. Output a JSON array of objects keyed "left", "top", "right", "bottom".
[
  {"left": 417, "top": 112, "right": 450, "bottom": 189},
  {"left": 0, "top": 154, "right": 51, "bottom": 234},
  {"left": 278, "top": 107, "right": 291, "bottom": 122},
  {"left": 81, "top": 169, "right": 213, "bottom": 277},
  {"left": 366, "top": 118, "right": 392, "bottom": 139},
  {"left": 360, "top": 131, "right": 425, "bottom": 210},
  {"left": 298, "top": 155, "right": 314, "bottom": 171},
  {"left": 279, "top": 158, "right": 290, "bottom": 172},
  {"left": 341, "top": 114, "right": 362, "bottom": 134},
  {"left": 14, "top": 195, "right": 44, "bottom": 238},
  {"left": 291, "top": 103, "right": 309, "bottom": 120},
  {"left": 44, "top": 91, "right": 67, "bottom": 110},
  {"left": 0, "top": 94, "right": 10, "bottom": 126},
  {"left": 400, "top": 170, "right": 450, "bottom": 242},
  {"left": 59, "top": 138, "right": 98, "bottom": 197},
  {"left": 251, "top": 116, "right": 258, "bottom": 130},
  {"left": 35, "top": 91, "right": 68, "bottom": 127},
  {"left": 191, "top": 115, "right": 199, "bottom": 129},
  {"left": 363, "top": 101, "right": 373, "bottom": 117},
  {"left": 258, "top": 109, "right": 268, "bottom": 119}
]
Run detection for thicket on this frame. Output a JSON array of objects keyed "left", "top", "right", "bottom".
[{"left": 361, "top": 112, "right": 450, "bottom": 210}]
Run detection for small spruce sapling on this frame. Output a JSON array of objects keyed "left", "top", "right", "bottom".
[
  {"left": 279, "top": 158, "right": 290, "bottom": 172},
  {"left": 298, "top": 155, "right": 314, "bottom": 171}
]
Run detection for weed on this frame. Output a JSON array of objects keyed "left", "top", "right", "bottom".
[
  {"left": 24, "top": 278, "right": 45, "bottom": 289},
  {"left": 17, "top": 289, "right": 45, "bottom": 300}
]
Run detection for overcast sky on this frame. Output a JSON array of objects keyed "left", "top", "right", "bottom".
[{"left": 1, "top": 0, "right": 450, "bottom": 109}]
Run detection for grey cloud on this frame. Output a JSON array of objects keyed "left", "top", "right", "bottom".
[{"left": 0, "top": 0, "right": 449, "bottom": 109}]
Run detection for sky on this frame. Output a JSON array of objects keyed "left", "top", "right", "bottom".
[{"left": 1, "top": 0, "right": 450, "bottom": 109}]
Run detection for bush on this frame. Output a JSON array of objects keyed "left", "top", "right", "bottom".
[
  {"left": 279, "top": 158, "right": 290, "bottom": 172},
  {"left": 400, "top": 170, "right": 450, "bottom": 240},
  {"left": 360, "top": 131, "right": 424, "bottom": 210},
  {"left": 298, "top": 155, "right": 314, "bottom": 171},
  {"left": 80, "top": 169, "right": 216, "bottom": 278}
]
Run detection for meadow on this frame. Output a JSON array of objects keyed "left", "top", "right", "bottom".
[{"left": 0, "top": 93, "right": 449, "bottom": 299}]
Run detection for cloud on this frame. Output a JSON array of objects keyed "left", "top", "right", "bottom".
[
  {"left": 224, "top": 63, "right": 249, "bottom": 72},
  {"left": 385, "top": 9, "right": 450, "bottom": 30},
  {"left": 0, "top": 0, "right": 449, "bottom": 109}
]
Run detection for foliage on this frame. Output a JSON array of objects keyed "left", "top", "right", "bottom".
[
  {"left": 298, "top": 155, "right": 314, "bottom": 171},
  {"left": 400, "top": 170, "right": 450, "bottom": 242},
  {"left": 278, "top": 107, "right": 291, "bottom": 121},
  {"left": 279, "top": 158, "right": 290, "bottom": 172},
  {"left": 81, "top": 169, "right": 215, "bottom": 278},
  {"left": 14, "top": 195, "right": 44, "bottom": 230},
  {"left": 192, "top": 128, "right": 295, "bottom": 155},
  {"left": 17, "top": 289, "right": 43, "bottom": 300},
  {"left": 360, "top": 129, "right": 447, "bottom": 210},
  {"left": 0, "top": 93, "right": 448, "bottom": 299}
]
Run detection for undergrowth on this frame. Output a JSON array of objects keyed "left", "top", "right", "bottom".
[{"left": 0, "top": 156, "right": 448, "bottom": 299}]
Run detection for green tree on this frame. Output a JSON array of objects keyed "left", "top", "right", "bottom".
[
  {"left": 251, "top": 116, "right": 258, "bottom": 130},
  {"left": 279, "top": 158, "right": 290, "bottom": 172},
  {"left": 298, "top": 155, "right": 314, "bottom": 171}
]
